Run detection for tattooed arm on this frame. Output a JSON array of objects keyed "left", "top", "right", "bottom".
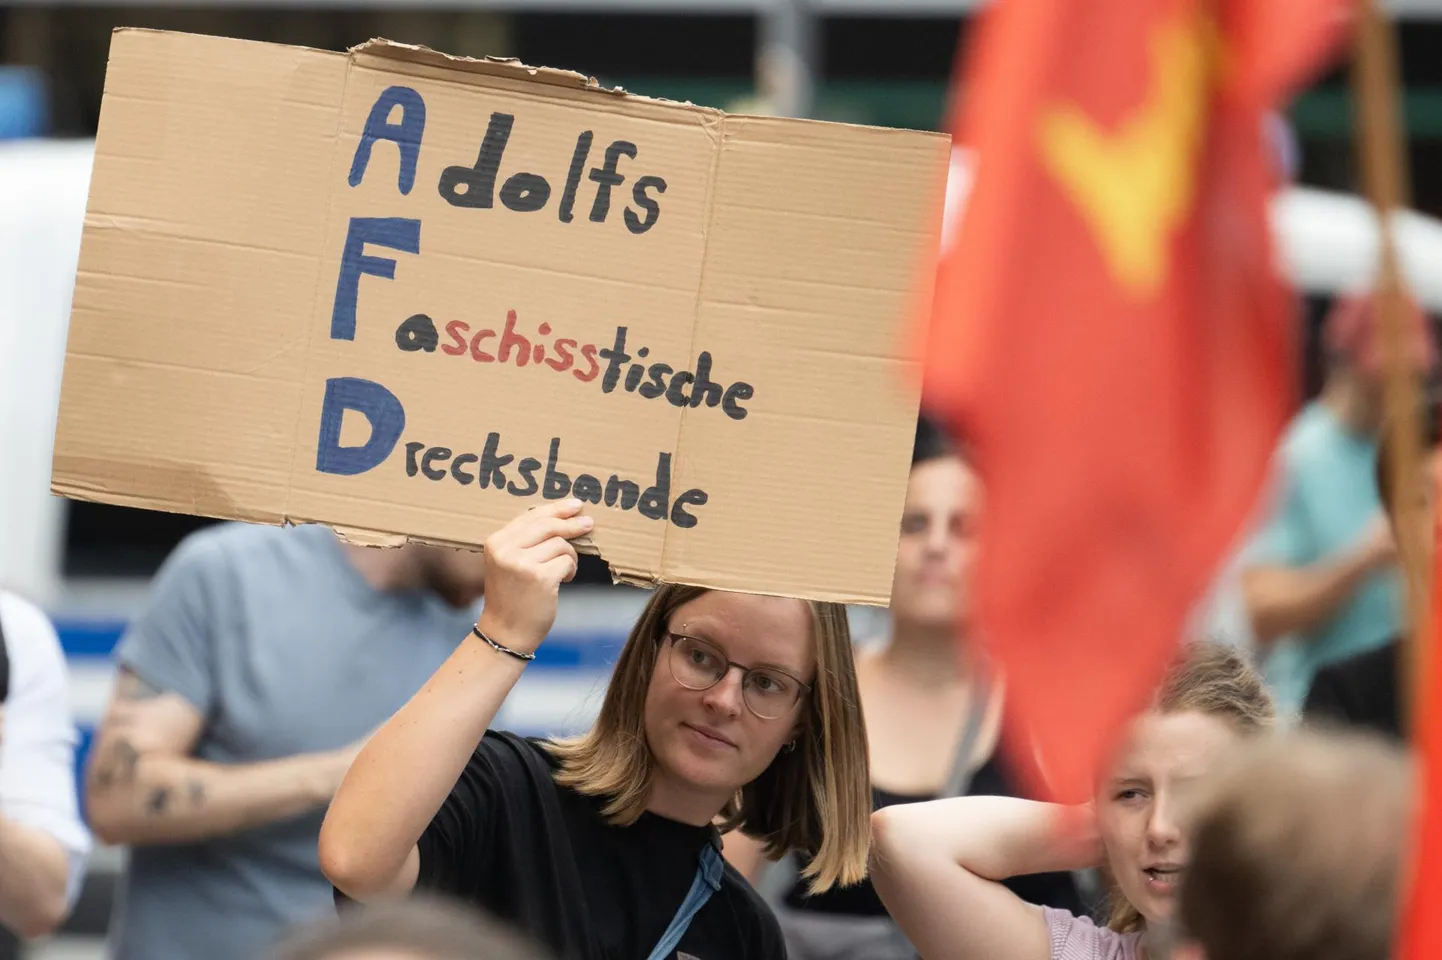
[{"left": 84, "top": 669, "right": 364, "bottom": 846}]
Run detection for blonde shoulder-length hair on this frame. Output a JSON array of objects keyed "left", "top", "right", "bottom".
[{"left": 543, "top": 583, "right": 872, "bottom": 894}]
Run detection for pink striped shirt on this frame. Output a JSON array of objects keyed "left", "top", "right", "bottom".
[{"left": 1043, "top": 907, "right": 1142, "bottom": 960}]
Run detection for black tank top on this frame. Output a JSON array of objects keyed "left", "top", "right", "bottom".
[{"left": 781, "top": 749, "right": 1086, "bottom": 918}]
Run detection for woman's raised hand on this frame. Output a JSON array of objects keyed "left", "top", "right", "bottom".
[{"left": 475, "top": 499, "right": 594, "bottom": 654}]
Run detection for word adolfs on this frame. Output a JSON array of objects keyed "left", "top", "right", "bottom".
[{"left": 349, "top": 85, "right": 667, "bottom": 233}]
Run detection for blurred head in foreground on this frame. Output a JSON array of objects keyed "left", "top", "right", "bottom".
[
  {"left": 270, "top": 896, "right": 551, "bottom": 960},
  {"left": 1170, "top": 727, "right": 1413, "bottom": 960},
  {"left": 1100, "top": 642, "right": 1275, "bottom": 934}
]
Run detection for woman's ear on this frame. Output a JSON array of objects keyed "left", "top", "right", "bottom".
[{"left": 787, "top": 703, "right": 812, "bottom": 745}]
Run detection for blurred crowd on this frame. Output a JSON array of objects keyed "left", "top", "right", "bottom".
[{"left": 0, "top": 285, "right": 1429, "bottom": 960}]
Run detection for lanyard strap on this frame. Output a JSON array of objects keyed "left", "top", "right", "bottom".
[{"left": 646, "top": 843, "right": 725, "bottom": 960}]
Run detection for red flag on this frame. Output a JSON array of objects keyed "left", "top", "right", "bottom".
[{"left": 919, "top": 0, "right": 1350, "bottom": 802}]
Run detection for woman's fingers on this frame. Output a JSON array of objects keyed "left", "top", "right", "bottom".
[
  {"left": 529, "top": 534, "right": 581, "bottom": 566},
  {"left": 476, "top": 504, "right": 587, "bottom": 652},
  {"left": 540, "top": 551, "right": 580, "bottom": 585},
  {"left": 501, "top": 501, "right": 592, "bottom": 550}
]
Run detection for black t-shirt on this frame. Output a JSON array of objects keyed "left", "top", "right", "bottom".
[
  {"left": 1303, "top": 638, "right": 1401, "bottom": 741},
  {"left": 412, "top": 730, "right": 785, "bottom": 960},
  {"left": 783, "top": 751, "right": 1086, "bottom": 918}
]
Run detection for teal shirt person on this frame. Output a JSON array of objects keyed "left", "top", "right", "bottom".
[{"left": 1247, "top": 400, "right": 1402, "bottom": 713}]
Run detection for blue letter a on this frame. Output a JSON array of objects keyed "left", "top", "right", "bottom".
[
  {"left": 349, "top": 86, "right": 426, "bottom": 195},
  {"left": 316, "top": 377, "right": 405, "bottom": 476}
]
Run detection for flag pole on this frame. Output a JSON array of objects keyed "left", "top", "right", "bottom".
[{"left": 1351, "top": 0, "right": 1427, "bottom": 738}]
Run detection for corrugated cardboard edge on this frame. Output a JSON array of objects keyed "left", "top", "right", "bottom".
[
  {"left": 349, "top": 38, "right": 723, "bottom": 117},
  {"left": 325, "top": 523, "right": 657, "bottom": 592},
  {"left": 327, "top": 523, "right": 604, "bottom": 565},
  {"left": 325, "top": 525, "right": 658, "bottom": 594},
  {"left": 351, "top": 39, "right": 615, "bottom": 94},
  {"left": 110, "top": 26, "right": 345, "bottom": 64},
  {"left": 330, "top": 527, "right": 410, "bottom": 549},
  {"left": 316, "top": 522, "right": 670, "bottom": 593}
]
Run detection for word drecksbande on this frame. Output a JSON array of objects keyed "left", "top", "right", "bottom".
[
  {"left": 406, "top": 436, "right": 708, "bottom": 528},
  {"left": 313, "top": 379, "right": 710, "bottom": 529}
]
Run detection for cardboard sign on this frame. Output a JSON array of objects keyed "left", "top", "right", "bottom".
[{"left": 50, "top": 29, "right": 948, "bottom": 605}]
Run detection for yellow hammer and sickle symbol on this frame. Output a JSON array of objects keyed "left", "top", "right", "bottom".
[{"left": 1037, "top": 15, "right": 1219, "bottom": 299}]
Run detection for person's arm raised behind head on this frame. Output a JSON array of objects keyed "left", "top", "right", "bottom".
[
  {"left": 870, "top": 797, "right": 1100, "bottom": 960},
  {"left": 319, "top": 500, "right": 592, "bottom": 903}
]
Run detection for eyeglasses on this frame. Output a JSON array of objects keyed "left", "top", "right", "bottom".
[{"left": 660, "top": 632, "right": 811, "bottom": 721}]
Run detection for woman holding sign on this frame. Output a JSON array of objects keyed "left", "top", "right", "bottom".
[{"left": 319, "top": 499, "right": 872, "bottom": 960}]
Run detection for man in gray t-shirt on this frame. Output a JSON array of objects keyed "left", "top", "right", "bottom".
[{"left": 85, "top": 522, "right": 485, "bottom": 960}]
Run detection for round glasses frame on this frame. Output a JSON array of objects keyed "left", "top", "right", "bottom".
[{"left": 659, "top": 632, "right": 812, "bottom": 720}]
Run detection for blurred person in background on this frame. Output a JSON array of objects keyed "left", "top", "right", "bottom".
[
  {"left": 723, "top": 418, "right": 1084, "bottom": 960},
  {"left": 84, "top": 521, "right": 487, "bottom": 960},
  {"left": 269, "top": 895, "right": 551, "bottom": 960},
  {"left": 319, "top": 499, "right": 872, "bottom": 960},
  {"left": 869, "top": 641, "right": 1274, "bottom": 960},
  {"left": 0, "top": 588, "right": 91, "bottom": 944},
  {"left": 1167, "top": 726, "right": 1411, "bottom": 960},
  {"left": 1303, "top": 393, "right": 1442, "bottom": 740},
  {"left": 1241, "top": 292, "right": 1436, "bottom": 713}
]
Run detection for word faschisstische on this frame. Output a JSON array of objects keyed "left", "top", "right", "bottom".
[{"left": 393, "top": 312, "right": 754, "bottom": 421}]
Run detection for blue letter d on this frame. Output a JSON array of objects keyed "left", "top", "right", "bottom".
[{"left": 316, "top": 377, "right": 405, "bottom": 476}]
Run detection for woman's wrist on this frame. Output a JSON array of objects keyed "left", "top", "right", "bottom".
[
  {"left": 1050, "top": 803, "right": 1104, "bottom": 871},
  {"left": 470, "top": 625, "right": 536, "bottom": 662},
  {"left": 473, "top": 612, "right": 544, "bottom": 656}
]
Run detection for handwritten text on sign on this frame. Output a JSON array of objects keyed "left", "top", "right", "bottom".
[{"left": 314, "top": 85, "right": 757, "bottom": 530}]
